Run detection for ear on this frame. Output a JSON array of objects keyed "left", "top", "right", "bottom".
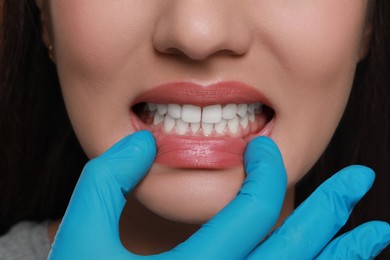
[
  {"left": 358, "top": 4, "right": 374, "bottom": 61},
  {"left": 35, "top": 0, "right": 52, "bottom": 47},
  {"left": 358, "top": 24, "right": 372, "bottom": 61}
]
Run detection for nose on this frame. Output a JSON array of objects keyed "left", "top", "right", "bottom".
[{"left": 152, "top": 1, "right": 252, "bottom": 61}]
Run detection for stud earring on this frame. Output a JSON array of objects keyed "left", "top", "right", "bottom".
[{"left": 48, "top": 44, "right": 55, "bottom": 62}]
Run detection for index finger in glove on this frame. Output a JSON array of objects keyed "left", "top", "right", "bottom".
[
  {"left": 317, "top": 221, "right": 390, "bottom": 259},
  {"left": 247, "top": 165, "right": 375, "bottom": 260}
]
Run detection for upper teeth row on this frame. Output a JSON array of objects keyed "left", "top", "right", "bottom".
[{"left": 147, "top": 103, "right": 262, "bottom": 124}]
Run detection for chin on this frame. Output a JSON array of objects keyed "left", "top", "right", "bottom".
[{"left": 133, "top": 163, "right": 246, "bottom": 224}]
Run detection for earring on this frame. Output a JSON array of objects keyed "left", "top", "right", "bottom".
[{"left": 48, "top": 44, "right": 55, "bottom": 62}]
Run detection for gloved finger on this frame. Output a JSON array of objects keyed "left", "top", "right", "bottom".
[
  {"left": 49, "top": 130, "right": 156, "bottom": 259},
  {"left": 158, "top": 137, "right": 287, "bottom": 260},
  {"left": 317, "top": 221, "right": 390, "bottom": 260},
  {"left": 246, "top": 165, "right": 375, "bottom": 260}
]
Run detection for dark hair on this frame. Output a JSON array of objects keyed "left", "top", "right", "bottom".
[
  {"left": 296, "top": 1, "right": 390, "bottom": 257},
  {"left": 1, "top": 0, "right": 389, "bottom": 258},
  {"left": 0, "top": 0, "right": 88, "bottom": 232}
]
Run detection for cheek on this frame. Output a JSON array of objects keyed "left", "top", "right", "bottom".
[
  {"left": 263, "top": 1, "right": 367, "bottom": 78},
  {"left": 49, "top": 1, "right": 159, "bottom": 157},
  {"left": 50, "top": 1, "right": 151, "bottom": 79},
  {"left": 257, "top": 1, "right": 368, "bottom": 185}
]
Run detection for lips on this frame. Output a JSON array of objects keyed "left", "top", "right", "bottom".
[{"left": 130, "top": 81, "right": 275, "bottom": 169}]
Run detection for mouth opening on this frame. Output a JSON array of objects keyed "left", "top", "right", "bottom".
[{"left": 132, "top": 102, "right": 275, "bottom": 138}]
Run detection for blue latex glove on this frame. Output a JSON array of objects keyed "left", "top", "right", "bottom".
[{"left": 48, "top": 131, "right": 390, "bottom": 259}]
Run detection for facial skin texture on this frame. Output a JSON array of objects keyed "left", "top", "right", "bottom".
[{"left": 37, "top": 0, "right": 371, "bottom": 253}]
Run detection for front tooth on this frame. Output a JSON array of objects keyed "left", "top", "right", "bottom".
[
  {"left": 176, "top": 119, "right": 189, "bottom": 135},
  {"left": 182, "top": 105, "right": 201, "bottom": 123},
  {"left": 147, "top": 103, "right": 157, "bottom": 112},
  {"left": 157, "top": 104, "right": 168, "bottom": 115},
  {"left": 202, "top": 122, "right": 213, "bottom": 135},
  {"left": 168, "top": 104, "right": 181, "bottom": 119},
  {"left": 191, "top": 123, "right": 200, "bottom": 133},
  {"left": 228, "top": 117, "right": 239, "bottom": 134},
  {"left": 202, "top": 105, "right": 222, "bottom": 124},
  {"left": 153, "top": 113, "right": 164, "bottom": 125},
  {"left": 164, "top": 115, "right": 175, "bottom": 132},
  {"left": 240, "top": 116, "right": 249, "bottom": 128},
  {"left": 215, "top": 119, "right": 227, "bottom": 134},
  {"left": 237, "top": 104, "right": 248, "bottom": 117},
  {"left": 222, "top": 104, "right": 237, "bottom": 120}
]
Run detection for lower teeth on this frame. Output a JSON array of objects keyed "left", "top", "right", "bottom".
[{"left": 151, "top": 114, "right": 253, "bottom": 135}]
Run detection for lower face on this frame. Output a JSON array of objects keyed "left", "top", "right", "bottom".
[{"left": 44, "top": 1, "right": 370, "bottom": 223}]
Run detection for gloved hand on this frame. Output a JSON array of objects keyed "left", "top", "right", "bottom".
[{"left": 48, "top": 131, "right": 390, "bottom": 259}]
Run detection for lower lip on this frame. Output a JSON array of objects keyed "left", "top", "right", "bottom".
[
  {"left": 154, "top": 134, "right": 246, "bottom": 169},
  {"left": 132, "top": 114, "right": 275, "bottom": 169}
]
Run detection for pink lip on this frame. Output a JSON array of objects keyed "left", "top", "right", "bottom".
[
  {"left": 134, "top": 81, "right": 272, "bottom": 107},
  {"left": 131, "top": 81, "right": 274, "bottom": 169}
]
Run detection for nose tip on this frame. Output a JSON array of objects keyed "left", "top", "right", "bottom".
[{"left": 152, "top": 2, "right": 251, "bottom": 61}]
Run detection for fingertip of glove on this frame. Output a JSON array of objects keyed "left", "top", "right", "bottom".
[
  {"left": 132, "top": 130, "right": 156, "bottom": 148},
  {"left": 337, "top": 165, "right": 375, "bottom": 192},
  {"left": 243, "top": 136, "right": 286, "bottom": 188},
  {"left": 245, "top": 137, "right": 280, "bottom": 162},
  {"left": 375, "top": 221, "right": 390, "bottom": 238},
  {"left": 247, "top": 136, "right": 277, "bottom": 148},
  {"left": 126, "top": 130, "right": 157, "bottom": 158},
  {"left": 359, "top": 221, "right": 390, "bottom": 254}
]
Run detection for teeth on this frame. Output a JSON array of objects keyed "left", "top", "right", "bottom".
[
  {"left": 240, "top": 116, "right": 249, "bottom": 128},
  {"left": 176, "top": 119, "right": 189, "bottom": 135},
  {"left": 164, "top": 115, "right": 175, "bottom": 132},
  {"left": 249, "top": 113, "right": 255, "bottom": 123},
  {"left": 157, "top": 104, "right": 168, "bottom": 115},
  {"left": 202, "top": 122, "right": 213, "bottom": 135},
  {"left": 247, "top": 104, "right": 255, "bottom": 114},
  {"left": 255, "top": 103, "right": 263, "bottom": 113},
  {"left": 228, "top": 117, "right": 239, "bottom": 134},
  {"left": 237, "top": 104, "right": 248, "bottom": 118},
  {"left": 215, "top": 119, "right": 227, "bottom": 134},
  {"left": 222, "top": 104, "right": 237, "bottom": 120},
  {"left": 168, "top": 104, "right": 182, "bottom": 119},
  {"left": 182, "top": 105, "right": 202, "bottom": 123},
  {"left": 202, "top": 105, "right": 222, "bottom": 124},
  {"left": 147, "top": 103, "right": 157, "bottom": 112},
  {"left": 153, "top": 113, "right": 164, "bottom": 125},
  {"left": 148, "top": 102, "right": 263, "bottom": 135},
  {"left": 191, "top": 123, "right": 200, "bottom": 133}
]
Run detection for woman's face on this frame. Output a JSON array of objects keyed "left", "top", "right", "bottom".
[{"left": 38, "top": 0, "right": 371, "bottom": 223}]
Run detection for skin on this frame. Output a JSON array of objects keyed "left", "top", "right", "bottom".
[{"left": 37, "top": 0, "right": 372, "bottom": 255}]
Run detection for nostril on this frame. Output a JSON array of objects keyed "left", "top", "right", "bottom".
[
  {"left": 160, "top": 47, "right": 242, "bottom": 60},
  {"left": 165, "top": 47, "right": 183, "bottom": 56}
]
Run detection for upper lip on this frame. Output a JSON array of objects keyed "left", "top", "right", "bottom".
[{"left": 132, "top": 81, "right": 273, "bottom": 108}]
